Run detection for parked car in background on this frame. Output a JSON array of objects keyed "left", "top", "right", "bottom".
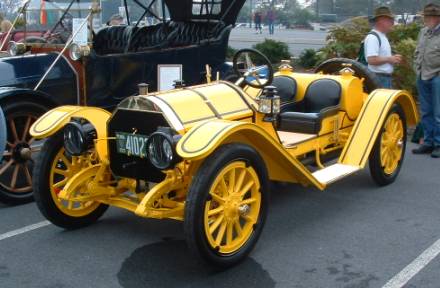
[
  {"left": 0, "top": 0, "right": 243, "bottom": 204},
  {"left": 0, "top": 106, "right": 5, "bottom": 163}
]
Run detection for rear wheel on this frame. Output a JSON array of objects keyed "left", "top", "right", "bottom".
[
  {"left": 0, "top": 100, "right": 48, "bottom": 205},
  {"left": 33, "top": 132, "right": 108, "bottom": 229},
  {"left": 184, "top": 143, "right": 269, "bottom": 268},
  {"left": 369, "top": 104, "right": 407, "bottom": 186}
]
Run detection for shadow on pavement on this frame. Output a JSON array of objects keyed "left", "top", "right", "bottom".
[{"left": 117, "top": 239, "right": 276, "bottom": 288}]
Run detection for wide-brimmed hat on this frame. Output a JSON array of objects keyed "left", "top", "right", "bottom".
[
  {"left": 371, "top": 6, "right": 395, "bottom": 21},
  {"left": 421, "top": 3, "right": 440, "bottom": 17}
]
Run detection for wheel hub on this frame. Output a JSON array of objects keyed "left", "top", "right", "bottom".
[
  {"left": 224, "top": 199, "right": 239, "bottom": 220},
  {"left": 12, "top": 142, "right": 32, "bottom": 163}
]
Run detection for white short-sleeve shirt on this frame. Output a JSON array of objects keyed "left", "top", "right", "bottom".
[{"left": 364, "top": 29, "right": 393, "bottom": 74}]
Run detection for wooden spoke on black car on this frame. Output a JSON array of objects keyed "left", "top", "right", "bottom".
[{"left": 0, "top": 114, "right": 37, "bottom": 193}]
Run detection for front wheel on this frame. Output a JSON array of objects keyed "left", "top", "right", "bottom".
[
  {"left": 33, "top": 132, "right": 108, "bottom": 229},
  {"left": 369, "top": 104, "right": 407, "bottom": 186},
  {"left": 184, "top": 143, "right": 269, "bottom": 268}
]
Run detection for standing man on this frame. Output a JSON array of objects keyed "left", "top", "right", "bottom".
[
  {"left": 412, "top": 3, "right": 440, "bottom": 158},
  {"left": 364, "top": 6, "right": 402, "bottom": 88},
  {"left": 254, "top": 11, "right": 262, "bottom": 34},
  {"left": 266, "top": 8, "right": 275, "bottom": 35}
]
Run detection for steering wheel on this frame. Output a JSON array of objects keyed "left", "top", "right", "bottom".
[{"left": 232, "top": 48, "right": 274, "bottom": 88}]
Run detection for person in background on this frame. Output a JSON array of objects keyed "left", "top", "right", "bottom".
[
  {"left": 254, "top": 11, "right": 262, "bottom": 34},
  {"left": 364, "top": 6, "right": 402, "bottom": 88},
  {"left": 412, "top": 3, "right": 440, "bottom": 158},
  {"left": 107, "top": 14, "right": 124, "bottom": 26},
  {"left": 266, "top": 8, "right": 275, "bottom": 35}
]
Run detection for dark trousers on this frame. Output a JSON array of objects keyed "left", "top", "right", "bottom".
[
  {"left": 268, "top": 22, "right": 274, "bottom": 34},
  {"left": 417, "top": 76, "right": 440, "bottom": 147}
]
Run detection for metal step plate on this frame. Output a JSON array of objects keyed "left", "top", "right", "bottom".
[{"left": 312, "top": 163, "right": 360, "bottom": 185}]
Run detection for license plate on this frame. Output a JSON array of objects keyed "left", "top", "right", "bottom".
[{"left": 116, "top": 132, "right": 148, "bottom": 158}]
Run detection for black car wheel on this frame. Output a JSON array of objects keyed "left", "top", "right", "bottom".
[
  {"left": 0, "top": 100, "right": 48, "bottom": 205},
  {"left": 184, "top": 143, "right": 269, "bottom": 268}
]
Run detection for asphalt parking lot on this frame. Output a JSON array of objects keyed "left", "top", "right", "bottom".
[{"left": 1, "top": 142, "right": 439, "bottom": 288}]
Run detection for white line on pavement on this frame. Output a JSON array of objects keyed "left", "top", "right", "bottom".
[
  {"left": 0, "top": 221, "right": 51, "bottom": 241},
  {"left": 382, "top": 238, "right": 440, "bottom": 288}
]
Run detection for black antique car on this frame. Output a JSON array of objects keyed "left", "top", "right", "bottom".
[{"left": 0, "top": 0, "right": 243, "bottom": 204}]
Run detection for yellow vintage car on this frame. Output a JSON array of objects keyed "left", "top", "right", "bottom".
[{"left": 30, "top": 49, "right": 418, "bottom": 267}]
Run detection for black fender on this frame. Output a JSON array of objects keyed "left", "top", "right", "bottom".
[
  {"left": 0, "top": 53, "right": 78, "bottom": 106},
  {"left": 0, "top": 87, "right": 58, "bottom": 108}
]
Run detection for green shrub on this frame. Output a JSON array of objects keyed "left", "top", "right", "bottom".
[
  {"left": 393, "top": 38, "right": 417, "bottom": 95},
  {"left": 252, "top": 39, "right": 291, "bottom": 64},
  {"left": 298, "top": 49, "right": 322, "bottom": 69},
  {"left": 226, "top": 45, "right": 237, "bottom": 60},
  {"left": 320, "top": 17, "right": 370, "bottom": 59},
  {"left": 388, "top": 22, "right": 420, "bottom": 43}
]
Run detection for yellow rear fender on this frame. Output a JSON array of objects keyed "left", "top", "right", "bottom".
[
  {"left": 176, "top": 120, "right": 325, "bottom": 190},
  {"left": 340, "top": 89, "right": 419, "bottom": 168},
  {"left": 30, "top": 106, "right": 111, "bottom": 160}
]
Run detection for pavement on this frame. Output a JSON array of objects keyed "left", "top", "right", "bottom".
[
  {"left": 1, "top": 142, "right": 440, "bottom": 288},
  {"left": 229, "top": 27, "right": 328, "bottom": 56}
]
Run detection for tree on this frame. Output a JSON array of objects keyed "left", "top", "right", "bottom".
[{"left": 0, "top": 0, "right": 22, "bottom": 18}]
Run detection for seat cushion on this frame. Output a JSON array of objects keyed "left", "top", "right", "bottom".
[
  {"left": 129, "top": 23, "right": 171, "bottom": 51},
  {"left": 168, "top": 21, "right": 227, "bottom": 47},
  {"left": 94, "top": 25, "right": 133, "bottom": 55},
  {"left": 278, "top": 112, "right": 321, "bottom": 134},
  {"left": 272, "top": 76, "right": 297, "bottom": 112},
  {"left": 278, "top": 78, "right": 341, "bottom": 134},
  {"left": 303, "top": 78, "right": 341, "bottom": 113}
]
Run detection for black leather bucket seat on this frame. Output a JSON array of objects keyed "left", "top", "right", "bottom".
[
  {"left": 278, "top": 78, "right": 341, "bottom": 134},
  {"left": 271, "top": 75, "right": 298, "bottom": 112}
]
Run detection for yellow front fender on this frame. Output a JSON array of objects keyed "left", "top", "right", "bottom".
[
  {"left": 30, "top": 106, "right": 111, "bottom": 159},
  {"left": 176, "top": 120, "right": 325, "bottom": 190}
]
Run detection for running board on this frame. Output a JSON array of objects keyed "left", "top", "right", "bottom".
[{"left": 312, "top": 164, "right": 361, "bottom": 185}]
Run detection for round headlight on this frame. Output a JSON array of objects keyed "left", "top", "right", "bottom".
[
  {"left": 147, "top": 132, "right": 179, "bottom": 170},
  {"left": 69, "top": 43, "right": 82, "bottom": 61},
  {"left": 64, "top": 120, "right": 96, "bottom": 156},
  {"left": 8, "top": 41, "right": 26, "bottom": 56}
]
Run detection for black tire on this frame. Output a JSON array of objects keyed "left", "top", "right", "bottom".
[
  {"left": 0, "top": 100, "right": 49, "bottom": 205},
  {"left": 315, "top": 58, "right": 381, "bottom": 94},
  {"left": 184, "top": 143, "right": 269, "bottom": 268},
  {"left": 369, "top": 104, "right": 407, "bottom": 186},
  {"left": 33, "top": 132, "right": 108, "bottom": 229}
]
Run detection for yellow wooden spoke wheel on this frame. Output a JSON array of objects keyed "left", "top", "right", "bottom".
[
  {"left": 49, "top": 147, "right": 101, "bottom": 217},
  {"left": 33, "top": 132, "right": 108, "bottom": 229},
  {"left": 380, "top": 113, "right": 404, "bottom": 175},
  {"left": 184, "top": 144, "right": 268, "bottom": 267},
  {"left": 369, "top": 104, "right": 407, "bottom": 186},
  {"left": 204, "top": 161, "right": 261, "bottom": 254}
]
